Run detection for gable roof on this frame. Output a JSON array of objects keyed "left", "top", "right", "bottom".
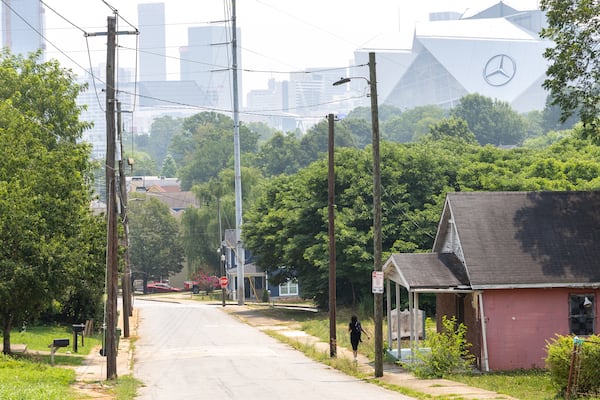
[{"left": 384, "top": 191, "right": 600, "bottom": 291}]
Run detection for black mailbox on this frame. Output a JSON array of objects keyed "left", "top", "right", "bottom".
[
  {"left": 52, "top": 338, "right": 69, "bottom": 348},
  {"left": 72, "top": 323, "right": 85, "bottom": 352}
]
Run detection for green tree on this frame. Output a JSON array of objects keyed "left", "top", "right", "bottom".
[
  {"left": 170, "top": 112, "right": 259, "bottom": 190},
  {"left": 128, "top": 196, "right": 185, "bottom": 291},
  {"left": 427, "top": 116, "right": 476, "bottom": 143},
  {"left": 0, "top": 51, "right": 101, "bottom": 353},
  {"left": 540, "top": 0, "right": 600, "bottom": 136},
  {"left": 255, "top": 132, "right": 303, "bottom": 176},
  {"left": 160, "top": 153, "right": 177, "bottom": 177},
  {"left": 452, "top": 93, "right": 527, "bottom": 145},
  {"left": 382, "top": 105, "right": 446, "bottom": 143}
]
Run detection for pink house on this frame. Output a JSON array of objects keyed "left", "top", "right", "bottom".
[{"left": 383, "top": 191, "right": 600, "bottom": 371}]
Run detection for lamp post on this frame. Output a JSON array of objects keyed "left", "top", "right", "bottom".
[
  {"left": 333, "top": 52, "right": 383, "bottom": 377},
  {"left": 327, "top": 113, "right": 336, "bottom": 358}
]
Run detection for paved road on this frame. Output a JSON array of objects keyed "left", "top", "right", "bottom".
[{"left": 133, "top": 299, "right": 413, "bottom": 399}]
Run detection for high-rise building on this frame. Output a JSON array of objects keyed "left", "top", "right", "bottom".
[
  {"left": 2, "top": 0, "right": 45, "bottom": 57},
  {"left": 179, "top": 25, "right": 242, "bottom": 111},
  {"left": 137, "top": 3, "right": 166, "bottom": 82}
]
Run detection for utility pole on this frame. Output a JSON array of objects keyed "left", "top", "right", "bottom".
[
  {"left": 231, "top": 0, "right": 245, "bottom": 305},
  {"left": 104, "top": 15, "right": 118, "bottom": 380},
  {"left": 117, "top": 100, "right": 132, "bottom": 338},
  {"left": 87, "top": 14, "right": 138, "bottom": 381},
  {"left": 369, "top": 52, "right": 384, "bottom": 378},
  {"left": 328, "top": 113, "right": 336, "bottom": 358}
]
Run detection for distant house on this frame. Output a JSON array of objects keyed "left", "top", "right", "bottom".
[
  {"left": 222, "top": 229, "right": 300, "bottom": 301},
  {"left": 383, "top": 191, "right": 600, "bottom": 371}
]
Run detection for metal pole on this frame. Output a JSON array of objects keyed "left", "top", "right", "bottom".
[
  {"left": 328, "top": 113, "right": 336, "bottom": 358},
  {"left": 369, "top": 52, "right": 384, "bottom": 378},
  {"left": 105, "top": 15, "right": 118, "bottom": 380},
  {"left": 231, "top": 0, "right": 245, "bottom": 306}
]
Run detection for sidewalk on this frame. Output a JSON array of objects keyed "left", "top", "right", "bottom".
[
  {"left": 225, "top": 304, "right": 518, "bottom": 400},
  {"left": 72, "top": 309, "right": 136, "bottom": 398}
]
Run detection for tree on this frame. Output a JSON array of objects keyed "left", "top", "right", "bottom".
[
  {"left": 382, "top": 105, "right": 446, "bottom": 143},
  {"left": 540, "top": 0, "right": 600, "bottom": 136},
  {"left": 427, "top": 116, "right": 476, "bottom": 143},
  {"left": 0, "top": 51, "right": 101, "bottom": 353},
  {"left": 128, "top": 196, "right": 185, "bottom": 291},
  {"left": 170, "top": 112, "right": 259, "bottom": 190},
  {"left": 452, "top": 93, "right": 527, "bottom": 145},
  {"left": 160, "top": 154, "right": 177, "bottom": 177}
]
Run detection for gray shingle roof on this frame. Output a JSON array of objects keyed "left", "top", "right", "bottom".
[
  {"left": 384, "top": 191, "right": 600, "bottom": 290},
  {"left": 448, "top": 191, "right": 600, "bottom": 288}
]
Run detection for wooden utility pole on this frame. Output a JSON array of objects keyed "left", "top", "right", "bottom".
[
  {"left": 369, "top": 52, "right": 384, "bottom": 378},
  {"left": 105, "top": 15, "right": 118, "bottom": 380},
  {"left": 328, "top": 113, "right": 336, "bottom": 358},
  {"left": 117, "top": 100, "right": 132, "bottom": 338}
]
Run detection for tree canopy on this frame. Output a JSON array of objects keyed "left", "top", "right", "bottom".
[
  {"left": 540, "top": 0, "right": 600, "bottom": 136},
  {"left": 128, "top": 196, "right": 185, "bottom": 291},
  {"left": 0, "top": 51, "right": 103, "bottom": 353}
]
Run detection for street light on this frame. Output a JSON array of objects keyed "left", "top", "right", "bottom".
[
  {"left": 333, "top": 52, "right": 383, "bottom": 377},
  {"left": 327, "top": 113, "right": 336, "bottom": 358}
]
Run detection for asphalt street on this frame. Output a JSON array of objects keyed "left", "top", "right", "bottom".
[{"left": 133, "top": 299, "right": 413, "bottom": 399}]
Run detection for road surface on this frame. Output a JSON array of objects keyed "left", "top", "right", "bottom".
[{"left": 133, "top": 298, "right": 413, "bottom": 399}]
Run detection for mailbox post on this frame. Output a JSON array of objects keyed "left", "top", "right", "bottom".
[{"left": 72, "top": 324, "right": 85, "bottom": 352}]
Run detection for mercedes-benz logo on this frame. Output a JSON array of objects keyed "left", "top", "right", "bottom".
[{"left": 483, "top": 54, "right": 516, "bottom": 86}]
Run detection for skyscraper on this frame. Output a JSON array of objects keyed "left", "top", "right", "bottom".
[
  {"left": 137, "top": 2, "right": 166, "bottom": 82},
  {"left": 179, "top": 25, "right": 242, "bottom": 111},
  {"left": 2, "top": 0, "right": 45, "bottom": 57}
]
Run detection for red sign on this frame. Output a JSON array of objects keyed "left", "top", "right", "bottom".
[{"left": 219, "top": 276, "right": 229, "bottom": 288}]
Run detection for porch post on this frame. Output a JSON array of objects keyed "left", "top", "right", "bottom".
[
  {"left": 386, "top": 279, "right": 392, "bottom": 350},
  {"left": 396, "top": 283, "right": 401, "bottom": 357}
]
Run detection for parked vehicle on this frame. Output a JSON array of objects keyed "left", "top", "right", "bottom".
[{"left": 146, "top": 282, "right": 182, "bottom": 293}]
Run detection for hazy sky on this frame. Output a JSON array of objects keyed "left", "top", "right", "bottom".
[{"left": 38, "top": 0, "right": 540, "bottom": 98}]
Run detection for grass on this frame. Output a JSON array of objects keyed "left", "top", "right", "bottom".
[
  {"left": 451, "top": 370, "right": 556, "bottom": 400},
  {"left": 2, "top": 324, "right": 140, "bottom": 399}
]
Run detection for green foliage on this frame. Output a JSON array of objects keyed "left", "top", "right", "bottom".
[
  {"left": 540, "top": 0, "right": 600, "bottom": 137},
  {"left": 160, "top": 154, "right": 177, "bottom": 177},
  {"left": 170, "top": 112, "right": 259, "bottom": 190},
  {"left": 545, "top": 334, "right": 600, "bottom": 397},
  {"left": 452, "top": 93, "right": 527, "bottom": 145},
  {"left": 0, "top": 50, "right": 103, "bottom": 352},
  {"left": 128, "top": 196, "right": 185, "bottom": 288},
  {"left": 406, "top": 316, "right": 474, "bottom": 378}
]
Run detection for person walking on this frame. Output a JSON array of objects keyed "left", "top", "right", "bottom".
[{"left": 349, "top": 315, "right": 369, "bottom": 362}]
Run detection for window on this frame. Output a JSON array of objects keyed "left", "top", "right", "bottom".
[
  {"left": 569, "top": 294, "right": 595, "bottom": 335},
  {"left": 279, "top": 280, "right": 298, "bottom": 296}
]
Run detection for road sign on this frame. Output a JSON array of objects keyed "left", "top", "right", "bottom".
[
  {"left": 372, "top": 271, "right": 384, "bottom": 294},
  {"left": 219, "top": 276, "right": 229, "bottom": 288}
]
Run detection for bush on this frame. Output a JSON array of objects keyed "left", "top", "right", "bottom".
[
  {"left": 546, "top": 334, "right": 600, "bottom": 397},
  {"left": 404, "top": 315, "right": 474, "bottom": 378}
]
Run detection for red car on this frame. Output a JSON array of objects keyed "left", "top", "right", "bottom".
[{"left": 146, "top": 282, "right": 182, "bottom": 293}]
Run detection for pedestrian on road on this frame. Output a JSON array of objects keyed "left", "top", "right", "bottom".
[{"left": 349, "top": 315, "right": 369, "bottom": 361}]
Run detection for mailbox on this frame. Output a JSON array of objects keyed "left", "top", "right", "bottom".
[
  {"left": 52, "top": 338, "right": 69, "bottom": 348},
  {"left": 72, "top": 323, "right": 85, "bottom": 352}
]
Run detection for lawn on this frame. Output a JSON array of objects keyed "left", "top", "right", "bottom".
[{"left": 0, "top": 324, "right": 136, "bottom": 399}]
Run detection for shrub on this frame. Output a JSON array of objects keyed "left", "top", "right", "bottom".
[
  {"left": 405, "top": 315, "right": 474, "bottom": 378},
  {"left": 545, "top": 334, "right": 600, "bottom": 397}
]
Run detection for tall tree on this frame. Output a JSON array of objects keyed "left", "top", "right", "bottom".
[
  {"left": 540, "top": 0, "right": 600, "bottom": 136},
  {"left": 452, "top": 93, "right": 527, "bottom": 145},
  {"left": 0, "top": 51, "right": 101, "bottom": 353},
  {"left": 128, "top": 196, "right": 185, "bottom": 291},
  {"left": 170, "top": 112, "right": 259, "bottom": 190}
]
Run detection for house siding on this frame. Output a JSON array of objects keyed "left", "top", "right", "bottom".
[{"left": 483, "top": 288, "right": 599, "bottom": 370}]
